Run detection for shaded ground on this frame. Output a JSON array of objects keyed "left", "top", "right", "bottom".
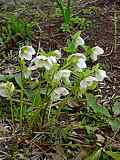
[{"left": 1, "top": 0, "right": 120, "bottom": 100}]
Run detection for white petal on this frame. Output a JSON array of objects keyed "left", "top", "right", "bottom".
[
  {"left": 76, "top": 53, "right": 86, "bottom": 60},
  {"left": 93, "top": 46, "right": 104, "bottom": 55},
  {"left": 80, "top": 76, "right": 97, "bottom": 89},
  {"left": 91, "top": 46, "right": 104, "bottom": 61},
  {"left": 51, "top": 87, "right": 69, "bottom": 102},
  {"left": 19, "top": 46, "right": 36, "bottom": 61},
  {"left": 75, "top": 37, "right": 85, "bottom": 47},
  {"left": 59, "top": 70, "right": 71, "bottom": 78},
  {"left": 80, "top": 80, "right": 88, "bottom": 89},
  {"left": 70, "top": 53, "right": 86, "bottom": 60},
  {"left": 0, "top": 82, "right": 15, "bottom": 98},
  {"left": 95, "top": 69, "right": 107, "bottom": 81},
  {"left": 76, "top": 58, "right": 87, "bottom": 69},
  {"left": 48, "top": 56, "right": 57, "bottom": 64},
  {"left": 0, "top": 83, "right": 8, "bottom": 97},
  {"left": 23, "top": 53, "right": 32, "bottom": 61},
  {"left": 28, "top": 46, "right": 36, "bottom": 55},
  {"left": 90, "top": 53, "right": 97, "bottom": 61},
  {"left": 30, "top": 55, "right": 52, "bottom": 70},
  {"left": 53, "top": 50, "right": 61, "bottom": 59},
  {"left": 54, "top": 69, "right": 71, "bottom": 83},
  {"left": 86, "top": 76, "right": 97, "bottom": 82}
]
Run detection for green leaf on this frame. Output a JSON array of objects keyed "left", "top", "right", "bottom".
[
  {"left": 105, "top": 151, "right": 120, "bottom": 160},
  {"left": 112, "top": 101, "right": 120, "bottom": 116},
  {"left": 109, "top": 119, "right": 120, "bottom": 132},
  {"left": 0, "top": 74, "right": 14, "bottom": 82},
  {"left": 64, "top": 31, "right": 81, "bottom": 53},
  {"left": 86, "top": 149, "right": 102, "bottom": 160},
  {"left": 25, "top": 87, "right": 41, "bottom": 106},
  {"left": 86, "top": 94, "right": 111, "bottom": 118},
  {"left": 15, "top": 73, "right": 22, "bottom": 88},
  {"left": 0, "top": 37, "right": 4, "bottom": 45}
]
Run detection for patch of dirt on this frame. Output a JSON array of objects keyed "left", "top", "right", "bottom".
[{"left": 83, "top": 1, "right": 120, "bottom": 102}]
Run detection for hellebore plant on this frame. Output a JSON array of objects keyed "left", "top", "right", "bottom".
[
  {"left": 0, "top": 82, "right": 15, "bottom": 129},
  {"left": 0, "top": 31, "right": 107, "bottom": 128}
]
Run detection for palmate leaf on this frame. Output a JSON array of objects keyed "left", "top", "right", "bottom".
[
  {"left": 112, "top": 101, "right": 120, "bottom": 116},
  {"left": 86, "top": 94, "right": 111, "bottom": 118},
  {"left": 15, "top": 73, "right": 23, "bottom": 88},
  {"left": 64, "top": 31, "right": 81, "bottom": 53},
  {"left": 109, "top": 119, "right": 120, "bottom": 132},
  {"left": 64, "top": 0, "right": 71, "bottom": 25},
  {"left": 56, "top": 0, "right": 65, "bottom": 16},
  {"left": 86, "top": 149, "right": 102, "bottom": 160},
  {"left": 0, "top": 74, "right": 14, "bottom": 82},
  {"left": 105, "top": 151, "right": 120, "bottom": 160},
  {"left": 25, "top": 87, "right": 42, "bottom": 106}
]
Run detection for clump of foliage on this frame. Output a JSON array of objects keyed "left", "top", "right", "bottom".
[
  {"left": 0, "top": 31, "right": 106, "bottom": 127},
  {"left": 55, "top": 0, "right": 72, "bottom": 31},
  {"left": 0, "top": 15, "right": 33, "bottom": 46},
  {"left": 71, "top": 16, "right": 93, "bottom": 31},
  {"left": 1, "top": 31, "right": 120, "bottom": 159},
  {"left": 55, "top": 1, "right": 94, "bottom": 32}
]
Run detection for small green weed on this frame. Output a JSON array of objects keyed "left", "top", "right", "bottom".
[
  {"left": 80, "top": 94, "right": 120, "bottom": 159},
  {"left": 71, "top": 16, "right": 93, "bottom": 31},
  {"left": 55, "top": 0, "right": 72, "bottom": 31},
  {"left": 80, "top": 6, "right": 98, "bottom": 15},
  {"left": 0, "top": 15, "right": 33, "bottom": 46},
  {"left": 55, "top": 2, "right": 94, "bottom": 32}
]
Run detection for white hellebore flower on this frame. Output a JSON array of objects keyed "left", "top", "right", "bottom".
[
  {"left": 95, "top": 69, "right": 107, "bottom": 81},
  {"left": 54, "top": 69, "right": 71, "bottom": 83},
  {"left": 48, "top": 56, "right": 57, "bottom": 64},
  {"left": 75, "top": 37, "right": 85, "bottom": 48},
  {"left": 51, "top": 87, "right": 69, "bottom": 102},
  {"left": 91, "top": 46, "right": 104, "bottom": 61},
  {"left": 53, "top": 50, "right": 61, "bottom": 59},
  {"left": 69, "top": 53, "right": 87, "bottom": 70},
  {"left": 76, "top": 58, "right": 87, "bottom": 69},
  {"left": 30, "top": 55, "right": 57, "bottom": 70},
  {"left": 19, "top": 46, "right": 36, "bottom": 61},
  {"left": 80, "top": 76, "right": 97, "bottom": 89},
  {"left": 70, "top": 53, "right": 86, "bottom": 60},
  {"left": 0, "top": 82, "right": 15, "bottom": 98}
]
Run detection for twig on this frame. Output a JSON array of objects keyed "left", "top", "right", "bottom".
[
  {"left": 113, "top": 2, "right": 117, "bottom": 53},
  {"left": 103, "top": 127, "right": 120, "bottom": 150}
]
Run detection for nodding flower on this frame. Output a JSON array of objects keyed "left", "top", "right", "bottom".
[
  {"left": 19, "top": 46, "right": 36, "bottom": 61},
  {"left": 75, "top": 36, "right": 85, "bottom": 48},
  {"left": 30, "top": 55, "right": 57, "bottom": 71},
  {"left": 53, "top": 69, "right": 72, "bottom": 84},
  {"left": 90, "top": 46, "right": 104, "bottom": 61},
  {"left": 0, "top": 82, "right": 15, "bottom": 98},
  {"left": 51, "top": 87, "right": 69, "bottom": 102},
  {"left": 53, "top": 50, "right": 61, "bottom": 59},
  {"left": 68, "top": 53, "right": 87, "bottom": 70},
  {"left": 95, "top": 69, "right": 107, "bottom": 81},
  {"left": 80, "top": 76, "right": 97, "bottom": 89}
]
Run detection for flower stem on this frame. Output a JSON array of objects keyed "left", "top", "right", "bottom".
[
  {"left": 10, "top": 97, "right": 15, "bottom": 134},
  {"left": 20, "top": 87, "right": 24, "bottom": 127},
  {"left": 19, "top": 59, "right": 24, "bottom": 127}
]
